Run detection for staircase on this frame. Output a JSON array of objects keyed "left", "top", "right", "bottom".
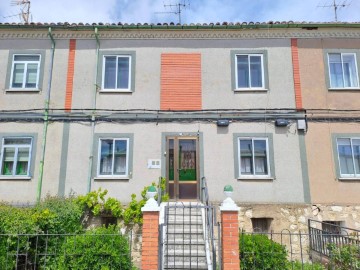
[{"left": 160, "top": 202, "right": 210, "bottom": 270}]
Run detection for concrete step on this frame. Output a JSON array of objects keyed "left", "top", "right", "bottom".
[
  {"left": 165, "top": 238, "right": 205, "bottom": 245},
  {"left": 166, "top": 255, "right": 207, "bottom": 264},
  {"left": 167, "top": 224, "right": 203, "bottom": 231},
  {"left": 163, "top": 261, "right": 208, "bottom": 269},
  {"left": 167, "top": 216, "right": 203, "bottom": 223},
  {"left": 165, "top": 249, "right": 206, "bottom": 257}
]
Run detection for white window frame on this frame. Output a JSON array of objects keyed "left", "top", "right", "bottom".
[
  {"left": 336, "top": 137, "right": 360, "bottom": 178},
  {"left": 97, "top": 138, "right": 130, "bottom": 178},
  {"left": 0, "top": 137, "right": 33, "bottom": 177},
  {"left": 238, "top": 137, "right": 270, "bottom": 178},
  {"left": 235, "top": 53, "right": 265, "bottom": 90},
  {"left": 9, "top": 54, "right": 41, "bottom": 90},
  {"left": 328, "top": 53, "right": 359, "bottom": 89},
  {"left": 101, "top": 55, "right": 132, "bottom": 92}
]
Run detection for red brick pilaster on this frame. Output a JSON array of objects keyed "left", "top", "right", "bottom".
[
  {"left": 141, "top": 211, "right": 159, "bottom": 270},
  {"left": 221, "top": 210, "right": 240, "bottom": 270}
]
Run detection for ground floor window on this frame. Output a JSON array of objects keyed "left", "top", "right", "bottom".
[
  {"left": 98, "top": 138, "right": 129, "bottom": 177},
  {"left": 0, "top": 137, "right": 32, "bottom": 177},
  {"left": 238, "top": 138, "right": 270, "bottom": 177}
]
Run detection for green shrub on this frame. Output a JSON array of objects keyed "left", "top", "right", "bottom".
[
  {"left": 33, "top": 195, "right": 84, "bottom": 234},
  {"left": 328, "top": 244, "right": 360, "bottom": 270},
  {"left": 123, "top": 178, "right": 168, "bottom": 225},
  {"left": 287, "top": 260, "right": 326, "bottom": 270},
  {"left": 240, "top": 233, "right": 288, "bottom": 270},
  {"left": 57, "top": 226, "right": 132, "bottom": 270},
  {"left": 0, "top": 204, "right": 37, "bottom": 269},
  {"left": 76, "top": 188, "right": 123, "bottom": 218}
]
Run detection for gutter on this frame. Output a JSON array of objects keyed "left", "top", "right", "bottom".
[
  {"left": 0, "top": 22, "right": 360, "bottom": 31},
  {"left": 86, "top": 27, "right": 100, "bottom": 192},
  {"left": 36, "top": 27, "right": 55, "bottom": 202}
]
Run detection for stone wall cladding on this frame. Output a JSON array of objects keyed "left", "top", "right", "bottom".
[
  {"left": 238, "top": 204, "right": 360, "bottom": 232},
  {"left": 236, "top": 203, "right": 360, "bottom": 261}
]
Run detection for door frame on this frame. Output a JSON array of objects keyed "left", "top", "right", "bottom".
[{"left": 161, "top": 132, "right": 203, "bottom": 201}]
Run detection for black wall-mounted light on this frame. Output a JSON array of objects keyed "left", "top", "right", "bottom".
[{"left": 217, "top": 119, "right": 230, "bottom": 127}]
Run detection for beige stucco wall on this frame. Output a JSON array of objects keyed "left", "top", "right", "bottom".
[
  {"left": 298, "top": 38, "right": 360, "bottom": 110},
  {"left": 59, "top": 121, "right": 305, "bottom": 204},
  {"left": 0, "top": 122, "right": 42, "bottom": 203},
  {"left": 70, "top": 38, "right": 296, "bottom": 111},
  {"left": 298, "top": 38, "right": 360, "bottom": 204},
  {"left": 305, "top": 122, "right": 360, "bottom": 204}
]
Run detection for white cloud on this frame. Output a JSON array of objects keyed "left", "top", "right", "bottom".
[{"left": 0, "top": 0, "right": 359, "bottom": 24}]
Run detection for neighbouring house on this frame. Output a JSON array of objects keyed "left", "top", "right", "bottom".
[{"left": 0, "top": 21, "right": 359, "bottom": 232}]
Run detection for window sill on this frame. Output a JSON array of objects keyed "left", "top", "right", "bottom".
[
  {"left": 0, "top": 176, "right": 31, "bottom": 180},
  {"left": 5, "top": 89, "right": 41, "bottom": 93},
  {"left": 238, "top": 177, "right": 274, "bottom": 181},
  {"left": 99, "top": 89, "right": 132, "bottom": 93},
  {"left": 328, "top": 88, "right": 360, "bottom": 91},
  {"left": 234, "top": 88, "right": 268, "bottom": 92},
  {"left": 338, "top": 177, "right": 360, "bottom": 181},
  {"left": 94, "top": 177, "right": 130, "bottom": 181}
]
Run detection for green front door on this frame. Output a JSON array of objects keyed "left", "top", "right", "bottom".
[{"left": 167, "top": 137, "right": 199, "bottom": 200}]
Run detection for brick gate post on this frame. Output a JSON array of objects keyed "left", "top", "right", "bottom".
[
  {"left": 141, "top": 186, "right": 160, "bottom": 270},
  {"left": 220, "top": 185, "right": 240, "bottom": 270}
]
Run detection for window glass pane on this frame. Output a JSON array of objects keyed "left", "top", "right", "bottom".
[
  {"left": 240, "top": 139, "right": 253, "bottom": 175},
  {"left": 117, "top": 57, "right": 130, "bottom": 89},
  {"left": 237, "top": 55, "right": 249, "bottom": 88},
  {"left": 100, "top": 139, "right": 113, "bottom": 175},
  {"left": 113, "top": 140, "right": 127, "bottom": 175},
  {"left": 14, "top": 55, "right": 40, "bottom": 61},
  {"left": 329, "top": 53, "right": 344, "bottom": 88},
  {"left": 104, "top": 57, "right": 116, "bottom": 89},
  {"left": 254, "top": 139, "right": 268, "bottom": 175},
  {"left": 25, "top": 63, "right": 38, "bottom": 88},
  {"left": 4, "top": 138, "right": 32, "bottom": 145},
  {"left": 16, "top": 148, "right": 30, "bottom": 176},
  {"left": 12, "top": 63, "right": 25, "bottom": 87},
  {"left": 342, "top": 54, "right": 359, "bottom": 88},
  {"left": 168, "top": 139, "right": 174, "bottom": 181},
  {"left": 353, "top": 139, "right": 360, "bottom": 175},
  {"left": 337, "top": 138, "right": 354, "bottom": 175},
  {"left": 1, "top": 148, "right": 15, "bottom": 175},
  {"left": 250, "top": 56, "right": 263, "bottom": 88}
]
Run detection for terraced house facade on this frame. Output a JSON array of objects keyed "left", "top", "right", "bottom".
[{"left": 0, "top": 22, "right": 359, "bottom": 232}]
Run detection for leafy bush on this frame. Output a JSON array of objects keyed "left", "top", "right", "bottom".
[
  {"left": 287, "top": 260, "right": 325, "bottom": 270},
  {"left": 328, "top": 244, "right": 360, "bottom": 270},
  {"left": 240, "top": 233, "right": 288, "bottom": 270},
  {"left": 57, "top": 226, "right": 132, "bottom": 270},
  {"left": 123, "top": 178, "right": 169, "bottom": 225},
  {"left": 33, "top": 195, "right": 84, "bottom": 234},
  {"left": 0, "top": 204, "right": 39, "bottom": 269},
  {"left": 76, "top": 188, "right": 123, "bottom": 218}
]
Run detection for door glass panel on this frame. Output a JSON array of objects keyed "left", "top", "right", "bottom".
[
  {"left": 168, "top": 139, "right": 175, "bottom": 199},
  {"left": 167, "top": 138, "right": 198, "bottom": 200},
  {"left": 179, "top": 139, "right": 196, "bottom": 181}
]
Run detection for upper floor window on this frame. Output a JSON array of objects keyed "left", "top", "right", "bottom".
[
  {"left": 336, "top": 138, "right": 360, "bottom": 178},
  {"left": 236, "top": 54, "right": 265, "bottom": 90},
  {"left": 10, "top": 55, "right": 41, "bottom": 90},
  {"left": 238, "top": 137, "right": 270, "bottom": 177},
  {"left": 231, "top": 50, "right": 268, "bottom": 92},
  {"left": 328, "top": 53, "right": 359, "bottom": 89},
  {"left": 97, "top": 138, "right": 129, "bottom": 177},
  {"left": 102, "top": 55, "right": 132, "bottom": 91},
  {"left": 0, "top": 137, "right": 32, "bottom": 177}
]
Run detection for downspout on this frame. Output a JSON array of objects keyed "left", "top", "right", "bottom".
[
  {"left": 36, "top": 27, "right": 55, "bottom": 202},
  {"left": 87, "top": 27, "right": 100, "bottom": 192}
]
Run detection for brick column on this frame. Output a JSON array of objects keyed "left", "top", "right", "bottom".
[
  {"left": 141, "top": 187, "right": 160, "bottom": 270},
  {"left": 220, "top": 186, "right": 240, "bottom": 270}
]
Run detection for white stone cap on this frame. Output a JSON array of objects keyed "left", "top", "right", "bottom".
[
  {"left": 141, "top": 197, "right": 160, "bottom": 212},
  {"left": 220, "top": 197, "right": 240, "bottom": 212}
]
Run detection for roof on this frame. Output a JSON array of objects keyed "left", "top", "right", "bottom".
[{"left": 0, "top": 21, "right": 360, "bottom": 30}]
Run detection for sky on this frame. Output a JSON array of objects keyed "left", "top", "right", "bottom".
[{"left": 0, "top": 0, "right": 359, "bottom": 24}]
